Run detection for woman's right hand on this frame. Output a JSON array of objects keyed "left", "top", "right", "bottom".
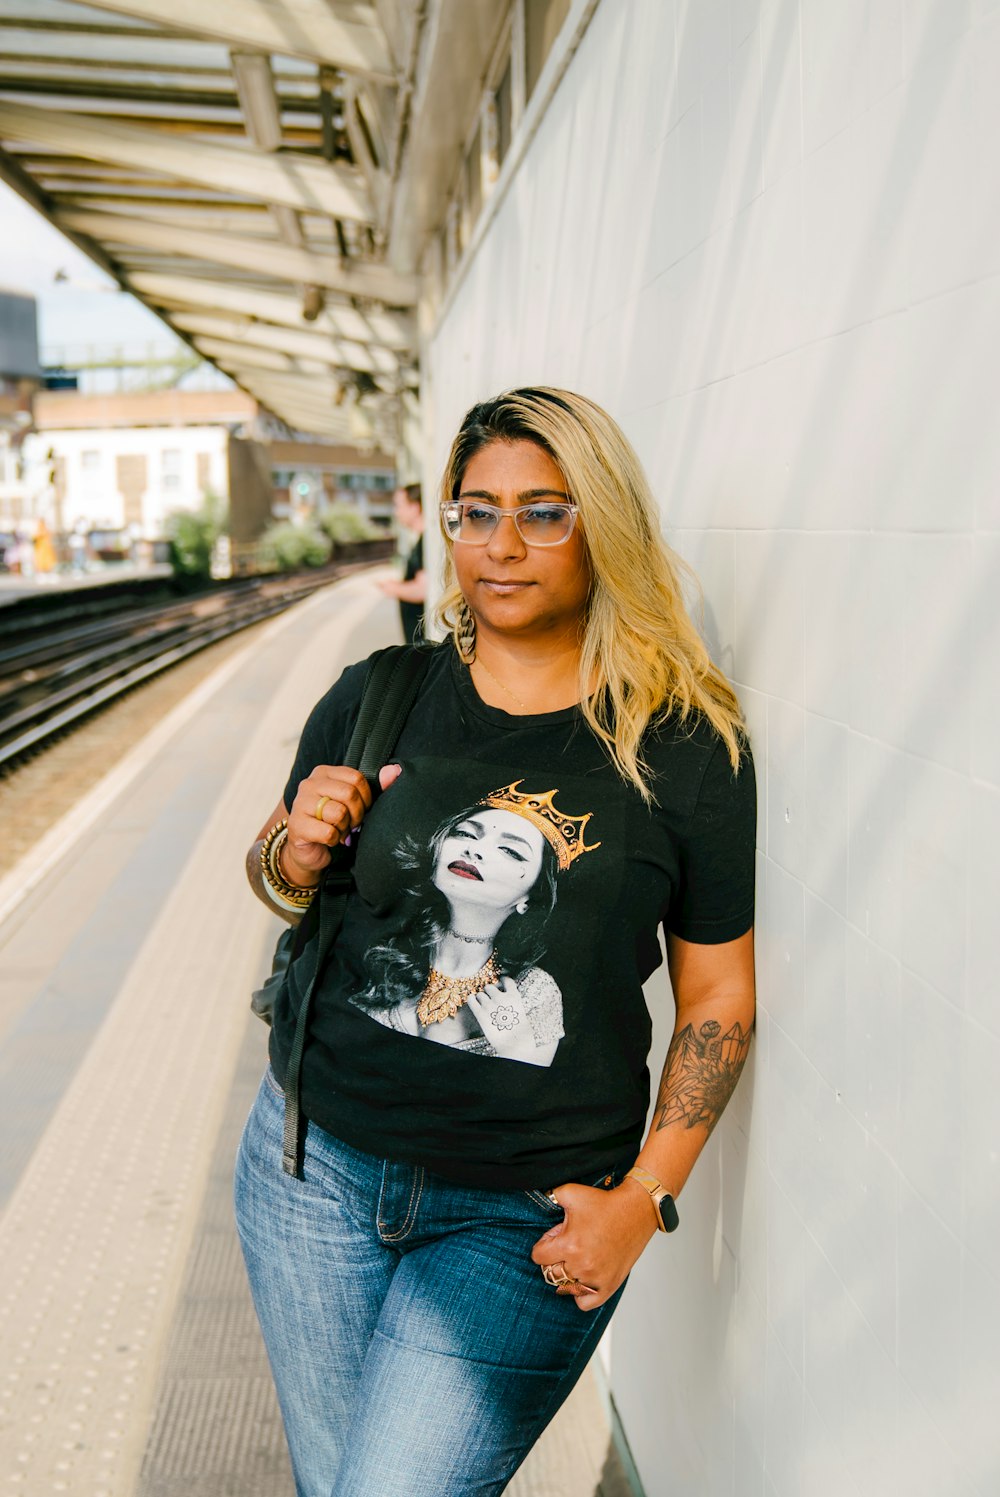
[{"left": 284, "top": 763, "right": 401, "bottom": 883}]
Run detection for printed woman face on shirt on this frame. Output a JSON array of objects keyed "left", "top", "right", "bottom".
[
  {"left": 352, "top": 782, "right": 601, "bottom": 1063},
  {"left": 433, "top": 809, "right": 546, "bottom": 917}
]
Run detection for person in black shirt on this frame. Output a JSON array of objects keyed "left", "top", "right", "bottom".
[
  {"left": 377, "top": 482, "right": 426, "bottom": 641},
  {"left": 237, "top": 388, "right": 756, "bottom": 1497}
]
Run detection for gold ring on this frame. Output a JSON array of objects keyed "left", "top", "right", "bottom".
[
  {"left": 315, "top": 795, "right": 330, "bottom": 822},
  {"left": 542, "top": 1264, "right": 574, "bottom": 1289}
]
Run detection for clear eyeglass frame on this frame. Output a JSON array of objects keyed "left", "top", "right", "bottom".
[{"left": 439, "top": 499, "right": 580, "bottom": 547}]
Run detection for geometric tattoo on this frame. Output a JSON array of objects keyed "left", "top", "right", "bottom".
[{"left": 654, "top": 1019, "right": 753, "bottom": 1134}]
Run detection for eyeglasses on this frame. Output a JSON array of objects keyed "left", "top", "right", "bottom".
[{"left": 440, "top": 500, "right": 579, "bottom": 547}]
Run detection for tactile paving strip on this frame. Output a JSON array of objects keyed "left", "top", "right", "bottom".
[
  {"left": 0, "top": 804, "right": 278, "bottom": 1494},
  {"left": 0, "top": 581, "right": 386, "bottom": 1495},
  {"left": 137, "top": 1017, "right": 293, "bottom": 1496},
  {"left": 140, "top": 1379, "right": 287, "bottom": 1487},
  {"left": 506, "top": 1374, "right": 633, "bottom": 1497}
]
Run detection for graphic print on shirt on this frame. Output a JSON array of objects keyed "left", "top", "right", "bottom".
[{"left": 349, "top": 780, "right": 601, "bottom": 1067}]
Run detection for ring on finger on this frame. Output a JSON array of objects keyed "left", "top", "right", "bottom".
[
  {"left": 315, "top": 794, "right": 330, "bottom": 822},
  {"left": 556, "top": 1274, "right": 600, "bottom": 1295},
  {"left": 542, "top": 1263, "right": 575, "bottom": 1289},
  {"left": 542, "top": 1263, "right": 599, "bottom": 1294}
]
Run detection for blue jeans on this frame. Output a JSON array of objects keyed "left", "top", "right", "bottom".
[{"left": 234, "top": 1068, "right": 629, "bottom": 1497}]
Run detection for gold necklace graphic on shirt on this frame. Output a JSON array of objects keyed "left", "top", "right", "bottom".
[{"left": 417, "top": 952, "right": 500, "bottom": 1026}]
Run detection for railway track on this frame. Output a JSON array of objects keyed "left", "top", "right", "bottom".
[{"left": 0, "top": 560, "right": 380, "bottom": 771}]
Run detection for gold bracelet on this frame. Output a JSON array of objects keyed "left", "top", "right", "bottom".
[
  {"left": 262, "top": 878, "right": 309, "bottom": 915},
  {"left": 259, "top": 820, "right": 316, "bottom": 909},
  {"left": 271, "top": 830, "right": 320, "bottom": 897}
]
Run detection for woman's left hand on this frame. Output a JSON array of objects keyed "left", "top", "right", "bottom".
[
  {"left": 530, "top": 1181, "right": 658, "bottom": 1311},
  {"left": 465, "top": 978, "right": 555, "bottom": 1066}
]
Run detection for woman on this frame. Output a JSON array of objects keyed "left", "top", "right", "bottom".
[
  {"left": 236, "top": 388, "right": 756, "bottom": 1497},
  {"left": 352, "top": 787, "right": 581, "bottom": 1063}
]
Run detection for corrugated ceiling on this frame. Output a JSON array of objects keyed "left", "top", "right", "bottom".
[{"left": 0, "top": 0, "right": 429, "bottom": 445}]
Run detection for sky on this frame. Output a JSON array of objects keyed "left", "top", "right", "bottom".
[{"left": 0, "top": 180, "right": 184, "bottom": 363}]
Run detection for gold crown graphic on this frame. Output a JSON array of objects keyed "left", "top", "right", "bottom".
[{"left": 479, "top": 781, "right": 600, "bottom": 871}]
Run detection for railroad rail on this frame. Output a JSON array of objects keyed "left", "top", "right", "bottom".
[{"left": 0, "top": 559, "right": 385, "bottom": 771}]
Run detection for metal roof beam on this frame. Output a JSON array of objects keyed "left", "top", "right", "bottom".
[
  {"left": 0, "top": 98, "right": 371, "bottom": 220},
  {"left": 230, "top": 50, "right": 283, "bottom": 151},
  {"left": 0, "top": 1, "right": 159, "bottom": 31},
  {"left": 190, "top": 337, "right": 296, "bottom": 374},
  {"left": 238, "top": 368, "right": 348, "bottom": 395},
  {"left": 0, "top": 77, "right": 240, "bottom": 108},
  {"left": 171, "top": 310, "right": 380, "bottom": 372},
  {"left": 342, "top": 76, "right": 390, "bottom": 225},
  {"left": 76, "top": 0, "right": 396, "bottom": 80},
  {"left": 250, "top": 405, "right": 360, "bottom": 439},
  {"left": 192, "top": 338, "right": 335, "bottom": 380},
  {"left": 238, "top": 376, "right": 378, "bottom": 436},
  {"left": 58, "top": 207, "right": 417, "bottom": 306},
  {"left": 126, "top": 271, "right": 415, "bottom": 348},
  {"left": 235, "top": 370, "right": 338, "bottom": 397}
]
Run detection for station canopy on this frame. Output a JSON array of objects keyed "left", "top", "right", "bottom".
[{"left": 0, "top": 0, "right": 502, "bottom": 447}]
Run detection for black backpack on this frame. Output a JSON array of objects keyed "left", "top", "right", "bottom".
[{"left": 251, "top": 643, "right": 434, "bottom": 1177}]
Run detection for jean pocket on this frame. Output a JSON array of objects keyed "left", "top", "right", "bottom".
[
  {"left": 523, "top": 1188, "right": 564, "bottom": 1214},
  {"left": 588, "top": 1166, "right": 625, "bottom": 1191},
  {"left": 262, "top": 1065, "right": 284, "bottom": 1101}
]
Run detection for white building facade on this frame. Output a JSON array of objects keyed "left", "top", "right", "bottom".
[
  {"left": 24, "top": 388, "right": 256, "bottom": 538},
  {"left": 420, "top": 3, "right": 998, "bottom": 1495},
  {"left": 27, "top": 422, "right": 231, "bottom": 535}
]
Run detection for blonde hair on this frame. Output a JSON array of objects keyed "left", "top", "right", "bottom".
[{"left": 434, "top": 387, "right": 745, "bottom": 800}]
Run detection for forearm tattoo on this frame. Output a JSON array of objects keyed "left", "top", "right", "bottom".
[{"left": 654, "top": 1018, "right": 753, "bottom": 1135}]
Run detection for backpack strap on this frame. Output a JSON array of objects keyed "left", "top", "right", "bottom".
[
  {"left": 281, "top": 643, "right": 435, "bottom": 1176},
  {"left": 346, "top": 644, "right": 426, "bottom": 775}
]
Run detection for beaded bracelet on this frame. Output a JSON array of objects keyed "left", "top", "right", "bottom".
[
  {"left": 259, "top": 820, "right": 317, "bottom": 910},
  {"left": 262, "top": 877, "right": 310, "bottom": 914}
]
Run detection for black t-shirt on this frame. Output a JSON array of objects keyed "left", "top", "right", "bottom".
[{"left": 270, "top": 644, "right": 755, "bottom": 1189}]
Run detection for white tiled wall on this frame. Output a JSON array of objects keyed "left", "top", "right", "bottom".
[{"left": 424, "top": 1, "right": 999, "bottom": 1492}]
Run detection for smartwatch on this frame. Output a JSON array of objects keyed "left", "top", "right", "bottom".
[{"left": 624, "top": 1166, "right": 680, "bottom": 1233}]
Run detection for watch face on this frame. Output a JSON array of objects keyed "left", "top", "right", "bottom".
[{"left": 657, "top": 1193, "right": 680, "bottom": 1233}]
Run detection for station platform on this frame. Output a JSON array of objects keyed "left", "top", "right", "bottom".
[
  {"left": 0, "top": 572, "right": 631, "bottom": 1497},
  {"left": 0, "top": 563, "right": 175, "bottom": 604}
]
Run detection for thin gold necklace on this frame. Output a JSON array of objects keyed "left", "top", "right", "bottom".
[{"left": 472, "top": 656, "right": 529, "bottom": 712}]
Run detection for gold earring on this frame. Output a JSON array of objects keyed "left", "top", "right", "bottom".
[{"left": 457, "top": 598, "right": 476, "bottom": 663}]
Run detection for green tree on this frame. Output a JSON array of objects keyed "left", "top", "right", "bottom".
[
  {"left": 166, "top": 491, "right": 226, "bottom": 581},
  {"left": 259, "top": 522, "right": 333, "bottom": 571},
  {"left": 317, "top": 504, "right": 381, "bottom": 545}
]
